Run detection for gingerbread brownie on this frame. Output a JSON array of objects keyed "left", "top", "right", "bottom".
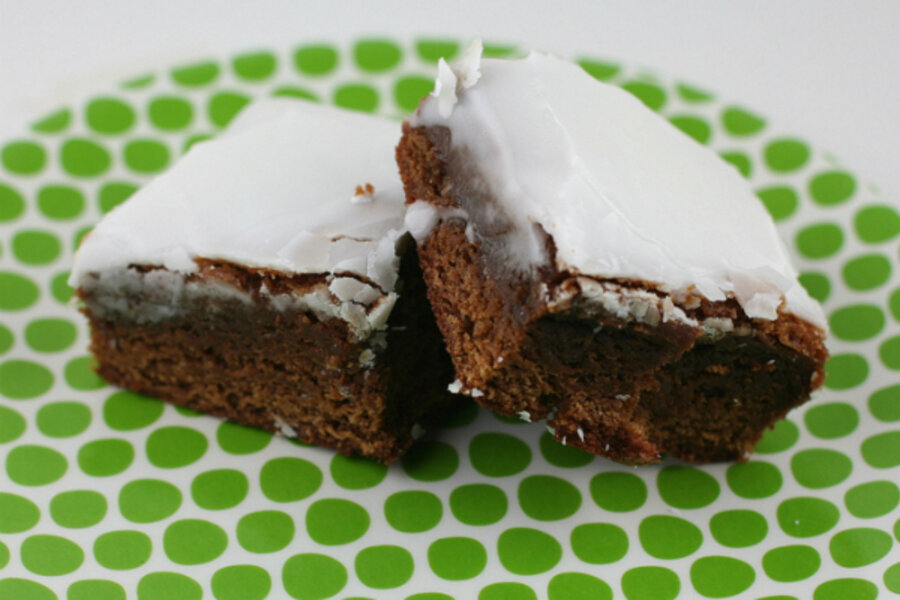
[
  {"left": 71, "top": 99, "right": 454, "bottom": 463},
  {"left": 396, "top": 44, "right": 828, "bottom": 464}
]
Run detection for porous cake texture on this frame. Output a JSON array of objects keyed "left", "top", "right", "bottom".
[
  {"left": 397, "top": 44, "right": 828, "bottom": 463},
  {"left": 72, "top": 99, "right": 454, "bottom": 463}
]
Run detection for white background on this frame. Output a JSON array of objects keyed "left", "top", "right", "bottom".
[{"left": 1, "top": 0, "right": 899, "bottom": 198}]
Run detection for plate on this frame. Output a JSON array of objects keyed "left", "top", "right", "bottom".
[{"left": 0, "top": 37, "right": 898, "bottom": 600}]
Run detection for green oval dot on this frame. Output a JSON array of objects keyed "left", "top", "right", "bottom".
[
  {"left": 855, "top": 204, "right": 900, "bottom": 243},
  {"left": 518, "top": 474, "right": 581, "bottom": 521},
  {"left": 2, "top": 140, "right": 46, "bottom": 175},
  {"left": 0, "top": 579, "right": 56, "bottom": 600},
  {"left": 795, "top": 222, "right": 844, "bottom": 259},
  {"left": 6, "top": 444, "right": 67, "bottom": 485},
  {"left": 590, "top": 471, "right": 647, "bottom": 511},
  {"left": 428, "top": 537, "right": 486, "bottom": 580},
  {"left": 31, "top": 108, "right": 71, "bottom": 133},
  {"left": 211, "top": 565, "right": 272, "bottom": 600},
  {"left": 384, "top": 490, "right": 442, "bottom": 533},
  {"left": 119, "top": 478, "right": 182, "bottom": 523},
  {"left": 755, "top": 419, "right": 800, "bottom": 454},
  {"left": 621, "top": 81, "right": 667, "bottom": 111},
  {"left": 669, "top": 115, "right": 711, "bottom": 144},
  {"left": 37, "top": 185, "right": 85, "bottom": 220},
  {"left": 50, "top": 271, "right": 74, "bottom": 303},
  {"left": 65, "top": 355, "right": 106, "bottom": 390},
  {"left": 861, "top": 430, "right": 900, "bottom": 468},
  {"left": 25, "top": 318, "right": 77, "bottom": 352},
  {"left": 60, "top": 138, "right": 112, "bottom": 177},
  {"left": 0, "top": 542, "right": 8, "bottom": 568},
  {"left": 756, "top": 185, "right": 798, "bottom": 221},
  {"left": 416, "top": 39, "right": 460, "bottom": 62},
  {"left": 394, "top": 75, "right": 434, "bottom": 112},
  {"left": 480, "top": 583, "right": 538, "bottom": 600},
  {"left": 236, "top": 510, "right": 294, "bottom": 553},
  {"left": 880, "top": 336, "right": 900, "bottom": 370},
  {"left": 884, "top": 562, "right": 900, "bottom": 594},
  {"left": 548, "top": 572, "right": 612, "bottom": 600},
  {"left": 209, "top": 91, "right": 252, "bottom": 128},
  {"left": 333, "top": 83, "right": 380, "bottom": 113},
  {"left": 763, "top": 545, "right": 820, "bottom": 582},
  {"left": 148, "top": 96, "right": 194, "bottom": 131},
  {"left": 0, "top": 492, "right": 40, "bottom": 533},
  {"left": 294, "top": 44, "right": 339, "bottom": 76},
  {"left": 123, "top": 139, "right": 170, "bottom": 173},
  {"left": 657, "top": 466, "right": 719, "bottom": 509},
  {"left": 12, "top": 230, "right": 61, "bottom": 265},
  {"left": 690, "top": 556, "right": 755, "bottom": 598},
  {"left": 146, "top": 426, "right": 208, "bottom": 468},
  {"left": 33, "top": 403, "right": 88, "bottom": 442},
  {"left": 814, "top": 578, "right": 878, "bottom": 600},
  {"left": 103, "top": 390, "right": 163, "bottom": 431},
  {"left": 639, "top": 515, "right": 703, "bottom": 560},
  {"left": 172, "top": 61, "right": 220, "bottom": 86},
  {"left": 830, "top": 304, "right": 885, "bottom": 341},
  {"left": 306, "top": 498, "right": 370, "bottom": 545},
  {"left": 0, "top": 359, "right": 53, "bottom": 399},
  {"left": 497, "top": 527, "right": 562, "bottom": 575},
  {"left": 50, "top": 490, "right": 106, "bottom": 528},
  {"left": 78, "top": 438, "right": 134, "bottom": 476},
  {"left": 271, "top": 86, "right": 319, "bottom": 101},
  {"left": 830, "top": 527, "right": 893, "bottom": 567},
  {"left": 792, "top": 448, "right": 852, "bottom": 489},
  {"left": 0, "top": 272, "right": 40, "bottom": 311},
  {"left": 570, "top": 522, "right": 628, "bottom": 564},
  {"left": 576, "top": 58, "right": 620, "bottom": 81},
  {"left": 709, "top": 509, "right": 768, "bottom": 548},
  {"left": 67, "top": 579, "right": 126, "bottom": 600},
  {"left": 469, "top": 432, "right": 531, "bottom": 477},
  {"left": 215, "top": 420, "right": 271, "bottom": 455},
  {"left": 778, "top": 496, "right": 840, "bottom": 537},
  {"left": 843, "top": 253, "right": 891, "bottom": 291},
  {"left": 869, "top": 384, "right": 900, "bottom": 421},
  {"left": 402, "top": 440, "right": 458, "bottom": 481},
  {"left": 121, "top": 73, "right": 155, "bottom": 89},
  {"left": 282, "top": 553, "right": 347, "bottom": 600},
  {"left": 233, "top": 51, "right": 277, "bottom": 81},
  {"left": 191, "top": 469, "right": 248, "bottom": 510},
  {"left": 93, "top": 530, "right": 152, "bottom": 570},
  {"left": 329, "top": 453, "right": 386, "bottom": 489},
  {"left": 726, "top": 460, "right": 782, "bottom": 498},
  {"left": 21, "top": 534, "right": 84, "bottom": 575},
  {"left": 98, "top": 181, "right": 138, "bottom": 213},
  {"left": 0, "top": 324, "right": 11, "bottom": 355},
  {"left": 355, "top": 545, "right": 414, "bottom": 589},
  {"left": 408, "top": 593, "right": 453, "bottom": 600},
  {"left": 354, "top": 39, "right": 402, "bottom": 72},
  {"left": 764, "top": 138, "right": 810, "bottom": 172},
  {"left": 0, "top": 183, "right": 26, "bottom": 221},
  {"left": 0, "top": 404, "right": 25, "bottom": 445},
  {"left": 722, "top": 106, "right": 766, "bottom": 136},
  {"left": 621, "top": 566, "right": 680, "bottom": 600},
  {"left": 85, "top": 98, "right": 135, "bottom": 134},
  {"left": 845, "top": 480, "right": 899, "bottom": 518},
  {"left": 810, "top": 171, "right": 856, "bottom": 206},
  {"left": 164, "top": 518, "right": 227, "bottom": 565},
  {"left": 805, "top": 402, "right": 859, "bottom": 439},
  {"left": 138, "top": 572, "right": 203, "bottom": 600},
  {"left": 539, "top": 431, "right": 594, "bottom": 467},
  {"left": 824, "top": 353, "right": 869, "bottom": 390},
  {"left": 449, "top": 483, "right": 507, "bottom": 526},
  {"left": 259, "top": 456, "right": 322, "bottom": 502}
]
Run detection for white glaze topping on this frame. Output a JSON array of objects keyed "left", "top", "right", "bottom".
[
  {"left": 411, "top": 48, "right": 825, "bottom": 327},
  {"left": 71, "top": 99, "right": 406, "bottom": 296}
]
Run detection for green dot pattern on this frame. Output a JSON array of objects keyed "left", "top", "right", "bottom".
[{"left": 0, "top": 38, "right": 896, "bottom": 599}]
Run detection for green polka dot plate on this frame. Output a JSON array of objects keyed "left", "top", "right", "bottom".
[{"left": 1, "top": 38, "right": 898, "bottom": 599}]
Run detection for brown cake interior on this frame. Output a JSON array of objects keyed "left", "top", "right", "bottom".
[
  {"left": 397, "top": 123, "right": 827, "bottom": 464},
  {"left": 78, "top": 235, "right": 455, "bottom": 464}
]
